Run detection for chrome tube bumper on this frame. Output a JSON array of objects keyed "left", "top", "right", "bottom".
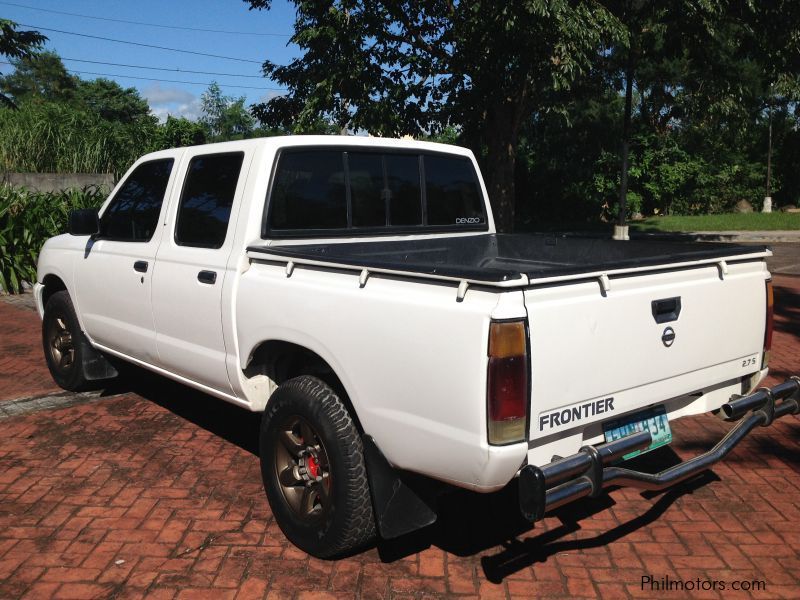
[{"left": 519, "top": 377, "right": 800, "bottom": 522}]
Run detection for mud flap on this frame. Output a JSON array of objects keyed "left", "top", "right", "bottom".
[
  {"left": 362, "top": 435, "right": 438, "bottom": 540},
  {"left": 79, "top": 336, "right": 118, "bottom": 381}
]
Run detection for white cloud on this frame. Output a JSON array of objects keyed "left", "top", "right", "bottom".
[
  {"left": 142, "top": 84, "right": 202, "bottom": 122},
  {"left": 256, "top": 90, "right": 286, "bottom": 103}
]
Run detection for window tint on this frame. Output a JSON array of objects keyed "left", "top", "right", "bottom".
[
  {"left": 266, "top": 148, "right": 485, "bottom": 234},
  {"left": 270, "top": 151, "right": 347, "bottom": 230},
  {"left": 175, "top": 152, "right": 244, "bottom": 248},
  {"left": 100, "top": 159, "right": 173, "bottom": 241},
  {"left": 348, "top": 153, "right": 386, "bottom": 227},
  {"left": 424, "top": 155, "right": 484, "bottom": 226},
  {"left": 385, "top": 154, "right": 421, "bottom": 226}
]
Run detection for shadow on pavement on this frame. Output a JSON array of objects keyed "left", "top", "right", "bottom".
[
  {"left": 104, "top": 364, "right": 262, "bottom": 455},
  {"left": 103, "top": 365, "right": 740, "bottom": 582},
  {"left": 377, "top": 445, "right": 719, "bottom": 581},
  {"left": 774, "top": 283, "right": 800, "bottom": 340}
]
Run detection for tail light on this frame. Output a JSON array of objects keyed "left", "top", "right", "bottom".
[
  {"left": 762, "top": 279, "right": 774, "bottom": 369},
  {"left": 487, "top": 320, "right": 529, "bottom": 445}
]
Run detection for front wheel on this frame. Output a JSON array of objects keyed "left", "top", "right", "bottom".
[
  {"left": 42, "top": 291, "right": 91, "bottom": 391},
  {"left": 259, "top": 376, "right": 376, "bottom": 558}
]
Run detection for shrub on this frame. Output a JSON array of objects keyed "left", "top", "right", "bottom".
[{"left": 0, "top": 185, "right": 105, "bottom": 293}]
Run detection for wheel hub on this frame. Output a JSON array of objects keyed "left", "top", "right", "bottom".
[
  {"left": 47, "top": 315, "right": 75, "bottom": 371},
  {"left": 299, "top": 451, "right": 321, "bottom": 481},
  {"left": 273, "top": 416, "right": 332, "bottom": 520}
]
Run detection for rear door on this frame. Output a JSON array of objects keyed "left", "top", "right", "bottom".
[
  {"left": 524, "top": 261, "right": 768, "bottom": 441},
  {"left": 151, "top": 150, "right": 251, "bottom": 394}
]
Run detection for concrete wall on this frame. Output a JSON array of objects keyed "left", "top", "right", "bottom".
[{"left": 2, "top": 172, "right": 115, "bottom": 193}]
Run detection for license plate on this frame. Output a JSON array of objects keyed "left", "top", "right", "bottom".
[{"left": 602, "top": 405, "right": 672, "bottom": 461}]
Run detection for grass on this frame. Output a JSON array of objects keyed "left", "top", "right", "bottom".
[{"left": 630, "top": 212, "right": 800, "bottom": 232}]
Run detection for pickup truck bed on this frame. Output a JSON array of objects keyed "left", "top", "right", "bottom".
[{"left": 249, "top": 234, "right": 769, "bottom": 284}]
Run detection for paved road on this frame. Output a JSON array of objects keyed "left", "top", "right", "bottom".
[
  {"left": 0, "top": 278, "right": 798, "bottom": 599},
  {"left": 763, "top": 243, "right": 800, "bottom": 277}
]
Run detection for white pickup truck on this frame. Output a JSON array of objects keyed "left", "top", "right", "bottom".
[{"left": 35, "top": 136, "right": 799, "bottom": 558}]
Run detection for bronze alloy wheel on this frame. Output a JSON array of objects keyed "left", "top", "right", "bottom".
[
  {"left": 273, "top": 415, "right": 332, "bottom": 521},
  {"left": 46, "top": 313, "right": 75, "bottom": 374},
  {"left": 259, "top": 375, "right": 376, "bottom": 557}
]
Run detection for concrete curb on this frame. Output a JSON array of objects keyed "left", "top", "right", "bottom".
[
  {"left": 630, "top": 230, "right": 800, "bottom": 243},
  {"left": 553, "top": 229, "right": 800, "bottom": 243}
]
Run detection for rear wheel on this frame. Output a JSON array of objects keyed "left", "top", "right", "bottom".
[{"left": 259, "top": 376, "right": 375, "bottom": 558}]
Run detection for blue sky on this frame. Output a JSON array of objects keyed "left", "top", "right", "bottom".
[{"left": 0, "top": 0, "right": 300, "bottom": 120}]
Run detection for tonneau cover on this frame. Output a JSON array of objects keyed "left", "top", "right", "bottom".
[{"left": 247, "top": 234, "right": 768, "bottom": 283}]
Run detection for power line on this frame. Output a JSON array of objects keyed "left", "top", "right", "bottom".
[
  {"left": 17, "top": 23, "right": 264, "bottom": 64},
  {"left": 0, "top": 1, "right": 291, "bottom": 37},
  {"left": 60, "top": 57, "right": 265, "bottom": 79},
  {"left": 0, "top": 60, "right": 286, "bottom": 92}
]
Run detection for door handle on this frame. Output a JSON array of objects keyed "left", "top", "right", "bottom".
[
  {"left": 198, "top": 270, "right": 217, "bottom": 285},
  {"left": 133, "top": 260, "right": 148, "bottom": 273}
]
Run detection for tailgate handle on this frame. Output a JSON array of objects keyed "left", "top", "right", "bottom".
[{"left": 652, "top": 297, "right": 681, "bottom": 323}]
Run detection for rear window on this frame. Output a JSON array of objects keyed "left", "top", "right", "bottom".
[{"left": 267, "top": 148, "right": 485, "bottom": 236}]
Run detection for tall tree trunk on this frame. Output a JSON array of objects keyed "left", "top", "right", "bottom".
[
  {"left": 618, "top": 56, "right": 634, "bottom": 227},
  {"left": 484, "top": 105, "right": 521, "bottom": 233}
]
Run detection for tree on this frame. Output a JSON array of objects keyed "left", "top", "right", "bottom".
[
  {"left": 0, "top": 51, "right": 77, "bottom": 104},
  {"left": 156, "top": 116, "right": 207, "bottom": 148},
  {"left": 245, "top": 0, "right": 624, "bottom": 232},
  {"left": 200, "top": 82, "right": 256, "bottom": 141},
  {"left": 0, "top": 19, "right": 46, "bottom": 107},
  {"left": 75, "top": 78, "right": 153, "bottom": 125}
]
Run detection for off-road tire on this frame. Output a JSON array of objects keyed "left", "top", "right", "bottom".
[{"left": 259, "top": 375, "right": 376, "bottom": 558}]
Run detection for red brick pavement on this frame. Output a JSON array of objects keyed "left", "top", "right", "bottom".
[
  {"left": 0, "top": 300, "right": 60, "bottom": 402},
  {"left": 0, "top": 277, "right": 797, "bottom": 599}
]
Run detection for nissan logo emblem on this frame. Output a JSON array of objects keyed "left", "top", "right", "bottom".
[{"left": 662, "top": 326, "right": 676, "bottom": 347}]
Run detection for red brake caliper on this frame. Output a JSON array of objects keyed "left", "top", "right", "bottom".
[{"left": 306, "top": 455, "right": 319, "bottom": 479}]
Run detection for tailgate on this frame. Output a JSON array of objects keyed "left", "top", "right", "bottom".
[{"left": 524, "top": 260, "right": 768, "bottom": 442}]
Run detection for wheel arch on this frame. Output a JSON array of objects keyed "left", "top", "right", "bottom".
[
  {"left": 242, "top": 339, "right": 364, "bottom": 433},
  {"left": 41, "top": 273, "right": 68, "bottom": 308}
]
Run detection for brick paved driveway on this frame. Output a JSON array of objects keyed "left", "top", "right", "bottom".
[{"left": 0, "top": 277, "right": 798, "bottom": 599}]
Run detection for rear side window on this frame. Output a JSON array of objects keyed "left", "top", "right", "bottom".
[
  {"left": 175, "top": 152, "right": 245, "bottom": 248},
  {"left": 100, "top": 159, "right": 173, "bottom": 241},
  {"left": 267, "top": 148, "right": 485, "bottom": 235}
]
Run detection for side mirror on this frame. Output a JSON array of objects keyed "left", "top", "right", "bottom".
[{"left": 68, "top": 209, "right": 100, "bottom": 236}]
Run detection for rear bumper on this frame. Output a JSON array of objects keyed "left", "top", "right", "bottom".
[{"left": 519, "top": 377, "right": 800, "bottom": 521}]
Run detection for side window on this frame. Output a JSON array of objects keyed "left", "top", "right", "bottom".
[
  {"left": 175, "top": 152, "right": 245, "bottom": 248},
  {"left": 270, "top": 150, "right": 347, "bottom": 230},
  {"left": 424, "top": 155, "right": 485, "bottom": 226},
  {"left": 100, "top": 159, "right": 174, "bottom": 241}
]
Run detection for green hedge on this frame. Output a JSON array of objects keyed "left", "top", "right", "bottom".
[{"left": 0, "top": 185, "right": 105, "bottom": 293}]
